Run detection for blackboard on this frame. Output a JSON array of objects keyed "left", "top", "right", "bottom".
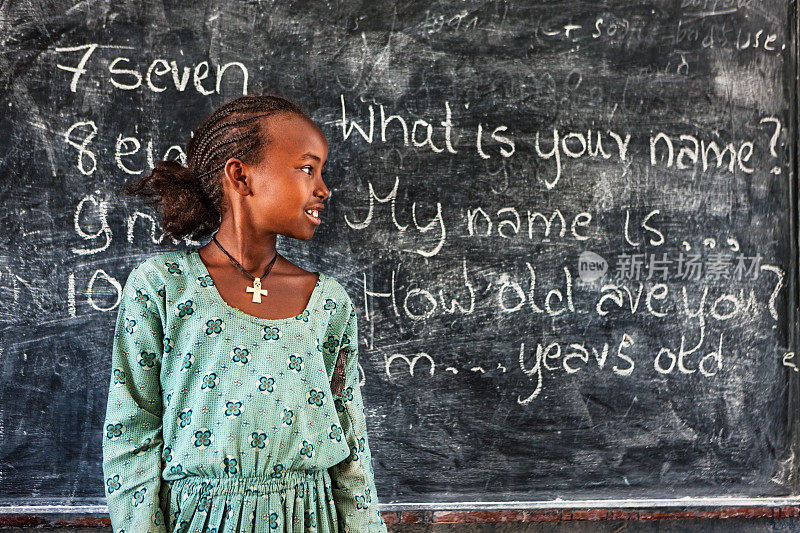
[{"left": 1, "top": 0, "right": 799, "bottom": 519}]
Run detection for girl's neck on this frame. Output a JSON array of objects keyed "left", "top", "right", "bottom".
[{"left": 201, "top": 227, "right": 280, "bottom": 275}]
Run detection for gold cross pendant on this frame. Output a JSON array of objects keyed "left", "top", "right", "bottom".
[{"left": 245, "top": 277, "right": 269, "bottom": 303}]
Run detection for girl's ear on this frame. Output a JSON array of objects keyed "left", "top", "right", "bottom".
[{"left": 223, "top": 158, "right": 251, "bottom": 196}]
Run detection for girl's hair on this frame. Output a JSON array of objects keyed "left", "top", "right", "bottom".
[{"left": 124, "top": 93, "right": 310, "bottom": 243}]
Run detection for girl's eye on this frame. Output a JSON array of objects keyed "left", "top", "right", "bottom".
[{"left": 301, "top": 165, "right": 328, "bottom": 178}]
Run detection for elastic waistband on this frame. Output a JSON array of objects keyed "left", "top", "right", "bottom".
[{"left": 168, "top": 469, "right": 327, "bottom": 496}]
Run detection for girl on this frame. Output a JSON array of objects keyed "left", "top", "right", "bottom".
[{"left": 102, "top": 94, "right": 388, "bottom": 532}]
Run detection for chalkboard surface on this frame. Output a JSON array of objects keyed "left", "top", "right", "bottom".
[{"left": 0, "top": 0, "right": 798, "bottom": 515}]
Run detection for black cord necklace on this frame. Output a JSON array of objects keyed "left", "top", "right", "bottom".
[{"left": 211, "top": 234, "right": 278, "bottom": 303}]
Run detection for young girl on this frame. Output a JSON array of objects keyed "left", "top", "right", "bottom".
[{"left": 102, "top": 94, "right": 388, "bottom": 532}]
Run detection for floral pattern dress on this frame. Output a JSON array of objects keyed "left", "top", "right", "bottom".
[{"left": 102, "top": 249, "right": 388, "bottom": 533}]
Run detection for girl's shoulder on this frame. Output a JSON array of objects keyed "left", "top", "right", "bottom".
[
  {"left": 317, "top": 271, "right": 355, "bottom": 309},
  {"left": 129, "top": 249, "right": 189, "bottom": 272},
  {"left": 126, "top": 249, "right": 192, "bottom": 290},
  {"left": 118, "top": 251, "right": 189, "bottom": 324},
  {"left": 316, "top": 272, "right": 358, "bottom": 329}
]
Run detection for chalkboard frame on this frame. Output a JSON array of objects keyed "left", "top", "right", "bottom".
[{"left": 2, "top": 0, "right": 800, "bottom": 525}]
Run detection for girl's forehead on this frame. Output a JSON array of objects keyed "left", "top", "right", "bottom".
[
  {"left": 267, "top": 113, "right": 322, "bottom": 136},
  {"left": 268, "top": 135, "right": 327, "bottom": 162},
  {"left": 274, "top": 134, "right": 327, "bottom": 161},
  {"left": 257, "top": 115, "right": 327, "bottom": 166}
]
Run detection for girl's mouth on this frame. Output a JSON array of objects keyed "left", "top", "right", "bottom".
[{"left": 304, "top": 209, "right": 321, "bottom": 225}]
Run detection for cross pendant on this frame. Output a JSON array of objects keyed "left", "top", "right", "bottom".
[{"left": 245, "top": 277, "right": 269, "bottom": 303}]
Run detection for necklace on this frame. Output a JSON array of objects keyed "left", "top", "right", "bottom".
[{"left": 210, "top": 235, "right": 278, "bottom": 303}]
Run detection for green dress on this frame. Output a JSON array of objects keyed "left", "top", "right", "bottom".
[{"left": 102, "top": 249, "right": 388, "bottom": 533}]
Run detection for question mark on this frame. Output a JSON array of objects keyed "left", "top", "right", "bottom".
[
  {"left": 759, "top": 117, "right": 781, "bottom": 174},
  {"left": 761, "top": 264, "right": 784, "bottom": 322}
]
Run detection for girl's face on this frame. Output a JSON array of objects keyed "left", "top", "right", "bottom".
[{"left": 224, "top": 112, "right": 330, "bottom": 241}]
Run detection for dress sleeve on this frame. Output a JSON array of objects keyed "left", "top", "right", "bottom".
[
  {"left": 328, "top": 302, "right": 388, "bottom": 533},
  {"left": 101, "top": 266, "right": 168, "bottom": 533}
]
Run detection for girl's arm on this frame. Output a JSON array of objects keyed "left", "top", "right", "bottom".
[
  {"left": 328, "top": 301, "right": 388, "bottom": 533},
  {"left": 101, "top": 266, "right": 168, "bottom": 532}
]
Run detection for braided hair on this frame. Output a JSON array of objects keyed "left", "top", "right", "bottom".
[{"left": 124, "top": 93, "right": 310, "bottom": 242}]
